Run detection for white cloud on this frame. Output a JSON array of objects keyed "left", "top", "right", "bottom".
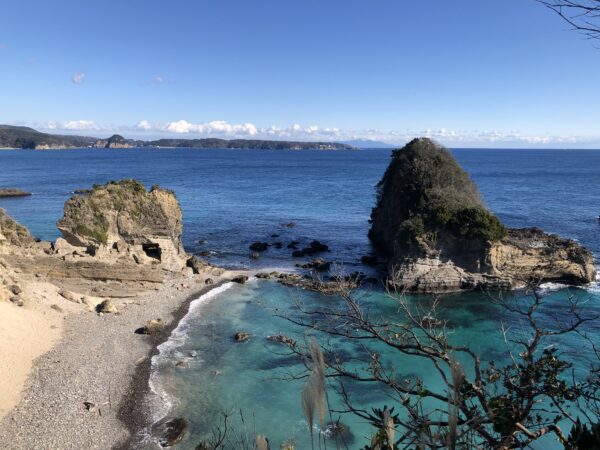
[
  {"left": 72, "top": 71, "right": 85, "bottom": 84},
  {"left": 163, "top": 120, "right": 259, "bottom": 136},
  {"left": 136, "top": 120, "right": 153, "bottom": 131},
  {"left": 36, "top": 119, "right": 600, "bottom": 148},
  {"left": 57, "top": 120, "right": 102, "bottom": 131}
]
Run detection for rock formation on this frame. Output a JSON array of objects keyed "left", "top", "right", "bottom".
[
  {"left": 0, "top": 188, "right": 31, "bottom": 198},
  {"left": 0, "top": 209, "right": 36, "bottom": 248},
  {"left": 0, "top": 179, "right": 206, "bottom": 303},
  {"left": 369, "top": 138, "right": 596, "bottom": 293},
  {"left": 57, "top": 180, "right": 185, "bottom": 271}
]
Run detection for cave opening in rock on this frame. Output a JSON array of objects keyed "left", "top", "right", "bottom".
[{"left": 142, "top": 243, "right": 162, "bottom": 261}]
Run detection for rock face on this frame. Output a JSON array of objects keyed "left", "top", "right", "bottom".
[
  {"left": 57, "top": 180, "right": 185, "bottom": 270},
  {"left": 0, "top": 209, "right": 35, "bottom": 248},
  {"left": 369, "top": 138, "right": 596, "bottom": 293}
]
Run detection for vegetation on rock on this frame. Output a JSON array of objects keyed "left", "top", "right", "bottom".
[{"left": 370, "top": 137, "right": 506, "bottom": 253}]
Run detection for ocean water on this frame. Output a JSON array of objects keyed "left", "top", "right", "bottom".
[{"left": 1, "top": 148, "right": 599, "bottom": 448}]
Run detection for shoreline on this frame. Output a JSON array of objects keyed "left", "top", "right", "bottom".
[
  {"left": 0, "top": 269, "right": 244, "bottom": 449},
  {"left": 115, "top": 278, "right": 235, "bottom": 450}
]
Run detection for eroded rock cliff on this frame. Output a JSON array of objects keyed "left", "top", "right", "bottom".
[
  {"left": 369, "top": 138, "right": 596, "bottom": 293},
  {"left": 57, "top": 180, "right": 185, "bottom": 270}
]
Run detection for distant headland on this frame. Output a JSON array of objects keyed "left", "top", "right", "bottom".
[{"left": 0, "top": 125, "right": 354, "bottom": 150}]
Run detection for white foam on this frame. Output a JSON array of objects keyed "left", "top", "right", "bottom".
[
  {"left": 538, "top": 282, "right": 569, "bottom": 294},
  {"left": 138, "top": 281, "right": 235, "bottom": 448}
]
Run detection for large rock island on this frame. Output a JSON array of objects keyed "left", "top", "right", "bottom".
[{"left": 369, "top": 138, "right": 596, "bottom": 293}]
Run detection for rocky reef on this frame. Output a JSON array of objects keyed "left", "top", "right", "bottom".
[
  {"left": 0, "top": 179, "right": 207, "bottom": 302},
  {"left": 369, "top": 138, "right": 596, "bottom": 293}
]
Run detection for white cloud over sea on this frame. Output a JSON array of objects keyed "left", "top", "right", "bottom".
[{"left": 36, "top": 119, "right": 597, "bottom": 148}]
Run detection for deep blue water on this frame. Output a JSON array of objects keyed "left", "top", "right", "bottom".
[
  {"left": 1, "top": 148, "right": 600, "bottom": 449},
  {"left": 1, "top": 148, "right": 599, "bottom": 268}
]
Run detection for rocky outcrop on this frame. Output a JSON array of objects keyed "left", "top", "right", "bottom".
[
  {"left": 93, "top": 134, "right": 132, "bottom": 149},
  {"left": 57, "top": 180, "right": 185, "bottom": 271},
  {"left": 0, "top": 188, "right": 31, "bottom": 198},
  {"left": 0, "top": 209, "right": 36, "bottom": 248},
  {"left": 369, "top": 138, "right": 596, "bottom": 293}
]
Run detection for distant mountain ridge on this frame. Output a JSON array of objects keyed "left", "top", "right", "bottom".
[
  {"left": 0, "top": 125, "right": 354, "bottom": 150},
  {"left": 0, "top": 125, "right": 96, "bottom": 149},
  {"left": 342, "top": 139, "right": 396, "bottom": 149}
]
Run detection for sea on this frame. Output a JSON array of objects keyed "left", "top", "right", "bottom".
[{"left": 1, "top": 147, "right": 599, "bottom": 449}]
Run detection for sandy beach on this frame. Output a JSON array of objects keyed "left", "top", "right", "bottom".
[{"left": 0, "top": 269, "right": 240, "bottom": 450}]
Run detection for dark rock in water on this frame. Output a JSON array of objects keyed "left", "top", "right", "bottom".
[
  {"left": 309, "top": 240, "right": 329, "bottom": 252},
  {"left": 266, "top": 334, "right": 296, "bottom": 346},
  {"left": 257, "top": 354, "right": 302, "bottom": 370},
  {"left": 291, "top": 250, "right": 304, "bottom": 258},
  {"left": 301, "top": 258, "right": 331, "bottom": 272},
  {"left": 301, "top": 240, "right": 329, "bottom": 255},
  {"left": 283, "top": 222, "right": 295, "bottom": 228},
  {"left": 249, "top": 242, "right": 269, "bottom": 251},
  {"left": 154, "top": 417, "right": 188, "bottom": 447},
  {"left": 323, "top": 420, "right": 355, "bottom": 446},
  {"left": 198, "top": 250, "right": 213, "bottom": 257},
  {"left": 0, "top": 188, "right": 31, "bottom": 198},
  {"left": 234, "top": 331, "right": 250, "bottom": 342},
  {"left": 272, "top": 242, "right": 283, "bottom": 249},
  {"left": 232, "top": 275, "right": 249, "bottom": 284},
  {"left": 361, "top": 255, "right": 378, "bottom": 266},
  {"left": 271, "top": 234, "right": 280, "bottom": 238},
  {"left": 287, "top": 241, "right": 300, "bottom": 249},
  {"left": 369, "top": 138, "right": 597, "bottom": 292},
  {"left": 255, "top": 272, "right": 271, "bottom": 279}
]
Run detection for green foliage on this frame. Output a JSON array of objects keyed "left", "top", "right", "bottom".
[
  {"left": 446, "top": 206, "right": 507, "bottom": 241},
  {"left": 372, "top": 138, "right": 506, "bottom": 248},
  {"left": 74, "top": 223, "right": 108, "bottom": 245}
]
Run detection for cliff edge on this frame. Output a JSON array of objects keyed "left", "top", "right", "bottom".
[{"left": 369, "top": 138, "right": 596, "bottom": 292}]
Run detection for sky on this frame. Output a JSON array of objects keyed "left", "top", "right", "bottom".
[{"left": 1, "top": 0, "right": 600, "bottom": 148}]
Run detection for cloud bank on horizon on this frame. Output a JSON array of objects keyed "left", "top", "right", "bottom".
[{"left": 31, "top": 118, "right": 591, "bottom": 148}]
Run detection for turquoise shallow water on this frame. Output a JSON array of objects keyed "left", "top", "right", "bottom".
[
  {"left": 1, "top": 148, "right": 599, "bottom": 448},
  {"left": 145, "top": 280, "right": 600, "bottom": 449}
]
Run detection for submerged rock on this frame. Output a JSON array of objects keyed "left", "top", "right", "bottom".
[
  {"left": 154, "top": 417, "right": 188, "bottom": 447},
  {"left": 249, "top": 242, "right": 269, "bottom": 252},
  {"left": 369, "top": 138, "right": 596, "bottom": 292},
  {"left": 266, "top": 334, "right": 296, "bottom": 346},
  {"left": 234, "top": 331, "right": 250, "bottom": 342},
  {"left": 323, "top": 420, "right": 355, "bottom": 446}
]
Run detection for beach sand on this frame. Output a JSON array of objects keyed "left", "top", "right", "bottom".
[{"left": 0, "top": 269, "right": 240, "bottom": 449}]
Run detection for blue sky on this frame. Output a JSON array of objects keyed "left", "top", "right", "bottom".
[{"left": 1, "top": 0, "right": 599, "bottom": 147}]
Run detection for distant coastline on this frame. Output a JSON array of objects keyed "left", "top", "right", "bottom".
[{"left": 0, "top": 125, "right": 355, "bottom": 151}]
